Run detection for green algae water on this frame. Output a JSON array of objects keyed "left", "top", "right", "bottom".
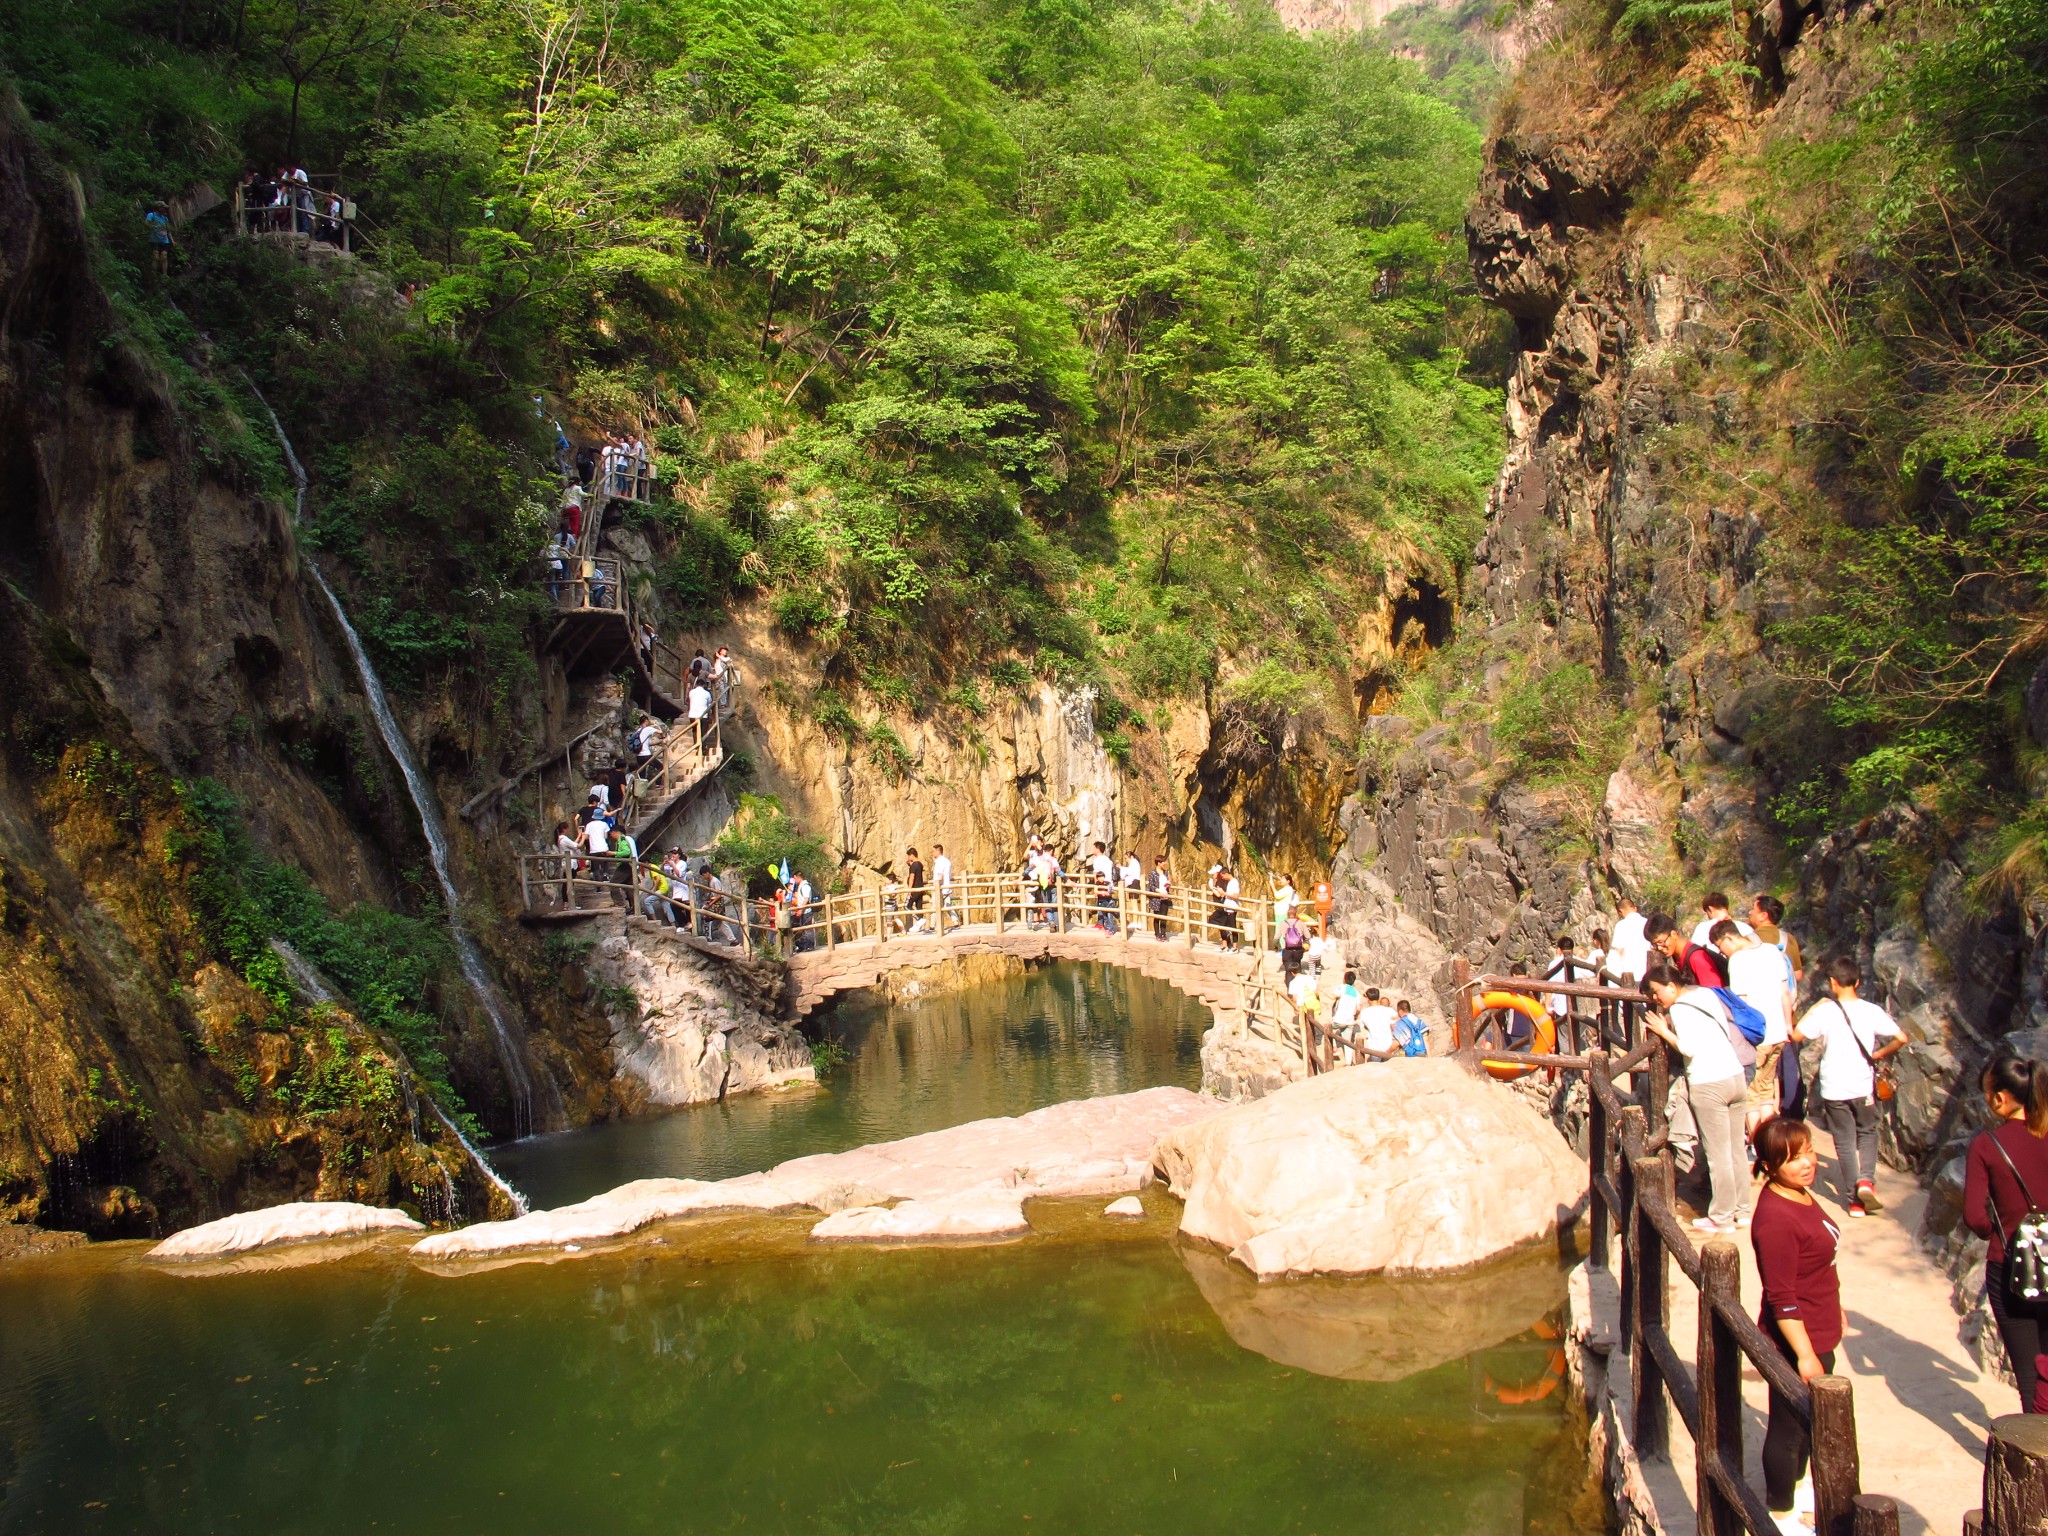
[
  {"left": 0, "top": 964, "right": 1594, "bottom": 1534},
  {"left": 495, "top": 960, "right": 1210, "bottom": 1209}
]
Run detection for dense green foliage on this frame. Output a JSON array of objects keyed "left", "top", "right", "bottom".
[
  {"left": 2, "top": 0, "right": 1502, "bottom": 726},
  {"left": 173, "top": 778, "right": 473, "bottom": 1121}
]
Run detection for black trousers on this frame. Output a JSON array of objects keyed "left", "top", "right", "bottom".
[
  {"left": 1989, "top": 1263, "right": 2045, "bottom": 1413},
  {"left": 1763, "top": 1334, "right": 1836, "bottom": 1510}
]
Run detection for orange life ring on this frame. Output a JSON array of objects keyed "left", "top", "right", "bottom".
[
  {"left": 1478, "top": 990, "right": 1554, "bottom": 1080},
  {"left": 1485, "top": 1346, "right": 1567, "bottom": 1405}
]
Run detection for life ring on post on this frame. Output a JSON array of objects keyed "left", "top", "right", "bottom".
[{"left": 1478, "top": 990, "right": 1553, "bottom": 1080}]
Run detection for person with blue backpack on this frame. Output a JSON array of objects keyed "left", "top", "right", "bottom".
[
  {"left": 1392, "top": 1001, "right": 1429, "bottom": 1058},
  {"left": 1717, "top": 920, "right": 1797, "bottom": 1120},
  {"left": 1643, "top": 961, "right": 1756, "bottom": 1233}
]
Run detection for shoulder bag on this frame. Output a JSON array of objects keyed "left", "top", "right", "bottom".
[
  {"left": 1986, "top": 1130, "right": 2048, "bottom": 1313},
  {"left": 1839, "top": 999, "right": 1897, "bottom": 1103}
]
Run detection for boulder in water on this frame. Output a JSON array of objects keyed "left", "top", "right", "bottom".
[
  {"left": 1154, "top": 1059, "right": 1582, "bottom": 1279},
  {"left": 149, "top": 1201, "right": 423, "bottom": 1260},
  {"left": 810, "top": 1185, "right": 1030, "bottom": 1241},
  {"left": 1103, "top": 1195, "right": 1146, "bottom": 1218}
]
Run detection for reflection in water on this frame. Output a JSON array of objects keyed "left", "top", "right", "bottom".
[
  {"left": 495, "top": 961, "right": 1209, "bottom": 1209},
  {"left": 0, "top": 1220, "right": 1583, "bottom": 1536},
  {"left": 1178, "top": 1239, "right": 1568, "bottom": 1382},
  {"left": 0, "top": 962, "right": 1593, "bottom": 1535}
]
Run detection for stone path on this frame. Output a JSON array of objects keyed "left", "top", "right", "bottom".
[{"left": 1647, "top": 1131, "right": 1998, "bottom": 1536}]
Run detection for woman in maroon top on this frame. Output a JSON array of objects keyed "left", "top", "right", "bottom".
[
  {"left": 1750, "top": 1116, "right": 1842, "bottom": 1522},
  {"left": 1964, "top": 1052, "right": 2048, "bottom": 1412}
]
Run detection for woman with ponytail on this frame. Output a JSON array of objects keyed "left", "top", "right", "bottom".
[{"left": 1965, "top": 1052, "right": 2048, "bottom": 1411}]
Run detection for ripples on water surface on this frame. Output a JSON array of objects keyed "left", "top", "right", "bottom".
[{"left": 0, "top": 964, "right": 1590, "bottom": 1534}]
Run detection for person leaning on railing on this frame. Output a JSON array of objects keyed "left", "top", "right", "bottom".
[
  {"left": 1641, "top": 962, "right": 1754, "bottom": 1233},
  {"left": 1750, "top": 1116, "right": 1843, "bottom": 1532}
]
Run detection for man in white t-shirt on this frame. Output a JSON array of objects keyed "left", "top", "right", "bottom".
[
  {"left": 1357, "top": 987, "right": 1398, "bottom": 1058},
  {"left": 1689, "top": 891, "right": 1756, "bottom": 950},
  {"left": 1717, "top": 920, "right": 1796, "bottom": 1120},
  {"left": 931, "top": 844, "right": 954, "bottom": 912},
  {"left": 1330, "top": 969, "right": 1362, "bottom": 1053},
  {"left": 1609, "top": 897, "right": 1651, "bottom": 983},
  {"left": 1792, "top": 955, "right": 1906, "bottom": 1216},
  {"left": 688, "top": 682, "right": 714, "bottom": 754}
]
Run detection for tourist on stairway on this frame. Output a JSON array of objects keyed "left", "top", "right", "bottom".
[
  {"left": 688, "top": 678, "right": 713, "bottom": 755},
  {"left": 1279, "top": 911, "right": 1305, "bottom": 981},
  {"left": 1643, "top": 962, "right": 1754, "bottom": 1232},
  {"left": 1330, "top": 971, "right": 1361, "bottom": 1061},
  {"left": 1357, "top": 987, "right": 1397, "bottom": 1059},
  {"left": 554, "top": 821, "right": 578, "bottom": 904},
  {"left": 1750, "top": 1115, "right": 1842, "bottom": 1531},
  {"left": 1392, "top": 1000, "right": 1429, "bottom": 1058},
  {"left": 1270, "top": 872, "right": 1298, "bottom": 948},
  {"left": 1791, "top": 955, "right": 1905, "bottom": 1217},
  {"left": 1965, "top": 1052, "right": 2048, "bottom": 1413}
]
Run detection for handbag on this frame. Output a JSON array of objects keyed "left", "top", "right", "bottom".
[
  {"left": 1840, "top": 999, "right": 1897, "bottom": 1103},
  {"left": 1986, "top": 1131, "right": 2048, "bottom": 1314}
]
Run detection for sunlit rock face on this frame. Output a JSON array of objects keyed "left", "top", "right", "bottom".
[{"left": 1156, "top": 1059, "right": 1582, "bottom": 1279}]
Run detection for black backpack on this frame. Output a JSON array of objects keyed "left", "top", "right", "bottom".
[{"left": 1987, "top": 1131, "right": 2048, "bottom": 1314}]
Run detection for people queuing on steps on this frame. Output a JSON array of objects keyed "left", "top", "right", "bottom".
[
  {"left": 1392, "top": 1000, "right": 1428, "bottom": 1058},
  {"left": 1356, "top": 987, "right": 1397, "bottom": 1059},
  {"left": 1965, "top": 1052, "right": 2048, "bottom": 1414},
  {"left": 1791, "top": 956, "right": 1905, "bottom": 1218},
  {"left": 1750, "top": 1116, "right": 1841, "bottom": 1531}
]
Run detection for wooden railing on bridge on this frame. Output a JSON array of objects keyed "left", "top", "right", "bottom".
[
  {"left": 1460, "top": 973, "right": 1902, "bottom": 1536},
  {"left": 515, "top": 863, "right": 1307, "bottom": 1040}
]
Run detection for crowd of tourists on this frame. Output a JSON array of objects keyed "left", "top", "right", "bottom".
[
  {"left": 235, "top": 167, "right": 352, "bottom": 245},
  {"left": 1519, "top": 886, "right": 2048, "bottom": 1526}
]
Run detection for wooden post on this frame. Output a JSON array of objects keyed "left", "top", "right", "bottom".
[
  {"left": 520, "top": 858, "right": 532, "bottom": 913},
  {"left": 1697, "top": 1241, "right": 1744, "bottom": 1536},
  {"left": 1647, "top": 1039, "right": 1670, "bottom": 1142},
  {"left": 1851, "top": 1495, "right": 1901, "bottom": 1536},
  {"left": 1588, "top": 1051, "right": 1611, "bottom": 1270},
  {"left": 1118, "top": 881, "right": 1129, "bottom": 940},
  {"left": 1811, "top": 1375, "right": 1861, "bottom": 1536},
  {"left": 1450, "top": 955, "right": 1471, "bottom": 1051},
  {"left": 1619, "top": 1104, "right": 1646, "bottom": 1342},
  {"left": 1631, "top": 1151, "right": 1671, "bottom": 1459}
]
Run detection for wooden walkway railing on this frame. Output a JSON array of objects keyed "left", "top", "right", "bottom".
[{"left": 1461, "top": 973, "right": 1902, "bottom": 1536}]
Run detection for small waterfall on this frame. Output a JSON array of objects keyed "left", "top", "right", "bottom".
[
  {"left": 269, "top": 938, "right": 528, "bottom": 1216},
  {"left": 251, "top": 391, "right": 543, "bottom": 1138}
]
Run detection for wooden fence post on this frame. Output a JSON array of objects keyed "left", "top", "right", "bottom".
[
  {"left": 1984, "top": 1414, "right": 2048, "bottom": 1536},
  {"left": 1618, "top": 1104, "right": 1645, "bottom": 1344},
  {"left": 1697, "top": 1241, "right": 1745, "bottom": 1536},
  {"left": 1850, "top": 1495, "right": 1901, "bottom": 1536},
  {"left": 1811, "top": 1375, "right": 1861, "bottom": 1536},
  {"left": 1588, "top": 1051, "right": 1611, "bottom": 1270},
  {"left": 1631, "top": 1151, "right": 1671, "bottom": 1459},
  {"left": 1451, "top": 955, "right": 1471, "bottom": 1051}
]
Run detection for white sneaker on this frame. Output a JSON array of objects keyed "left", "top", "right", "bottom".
[
  {"left": 1793, "top": 1475, "right": 1814, "bottom": 1515},
  {"left": 1693, "top": 1216, "right": 1730, "bottom": 1233}
]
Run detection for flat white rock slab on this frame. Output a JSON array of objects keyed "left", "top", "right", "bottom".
[
  {"left": 416, "top": 1085, "right": 1222, "bottom": 1259},
  {"left": 150, "top": 1202, "right": 423, "bottom": 1260},
  {"left": 1104, "top": 1195, "right": 1146, "bottom": 1218}
]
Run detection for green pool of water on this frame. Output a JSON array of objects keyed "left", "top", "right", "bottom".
[
  {"left": 495, "top": 960, "right": 1210, "bottom": 1209},
  {"left": 0, "top": 963, "right": 1594, "bottom": 1534}
]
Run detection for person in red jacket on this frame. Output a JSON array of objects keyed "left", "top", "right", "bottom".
[
  {"left": 1965, "top": 1052, "right": 2048, "bottom": 1413},
  {"left": 1751, "top": 1116, "right": 1842, "bottom": 1526},
  {"left": 1648, "top": 913, "right": 1728, "bottom": 988}
]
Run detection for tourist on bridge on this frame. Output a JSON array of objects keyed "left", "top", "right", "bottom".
[
  {"left": 791, "top": 872, "right": 817, "bottom": 951},
  {"left": 688, "top": 678, "right": 714, "bottom": 755},
  {"left": 904, "top": 847, "right": 927, "bottom": 930},
  {"left": 1087, "top": 842, "right": 1116, "bottom": 932},
  {"left": 1750, "top": 1116, "right": 1842, "bottom": 1529},
  {"left": 1148, "top": 856, "right": 1172, "bottom": 941},
  {"left": 1965, "top": 1052, "right": 2048, "bottom": 1413},
  {"left": 1790, "top": 956, "right": 1905, "bottom": 1218},
  {"left": 553, "top": 821, "right": 578, "bottom": 905},
  {"left": 1643, "top": 963, "right": 1753, "bottom": 1232},
  {"left": 1120, "top": 849, "right": 1142, "bottom": 895},
  {"left": 1392, "top": 1001, "right": 1428, "bottom": 1058},
  {"left": 1220, "top": 866, "right": 1242, "bottom": 950},
  {"left": 712, "top": 646, "right": 734, "bottom": 712},
  {"left": 932, "top": 843, "right": 955, "bottom": 915}
]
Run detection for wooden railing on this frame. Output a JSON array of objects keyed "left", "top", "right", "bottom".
[
  {"left": 599, "top": 450, "right": 656, "bottom": 504},
  {"left": 1461, "top": 973, "right": 1901, "bottom": 1536},
  {"left": 232, "top": 174, "right": 360, "bottom": 250},
  {"left": 544, "top": 555, "right": 625, "bottom": 616},
  {"left": 625, "top": 710, "right": 724, "bottom": 836}
]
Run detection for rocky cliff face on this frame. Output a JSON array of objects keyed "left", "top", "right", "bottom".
[
  {"left": 1324, "top": 0, "right": 2047, "bottom": 1174},
  {"left": 0, "top": 91, "right": 624, "bottom": 1232}
]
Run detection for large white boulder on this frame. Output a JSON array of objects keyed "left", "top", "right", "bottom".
[
  {"left": 1154, "top": 1058, "right": 1583, "bottom": 1279},
  {"left": 149, "top": 1201, "right": 423, "bottom": 1260}
]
